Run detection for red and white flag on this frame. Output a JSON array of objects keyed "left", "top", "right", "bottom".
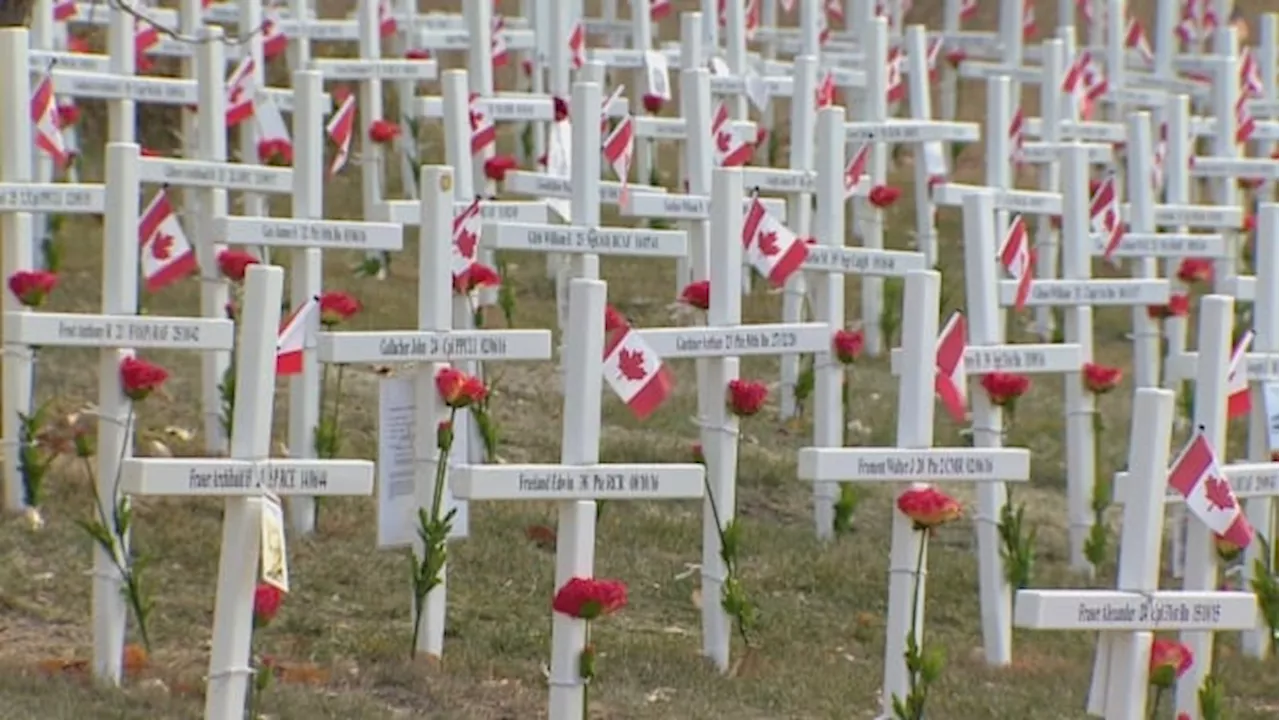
[
  {"left": 225, "top": 56, "right": 257, "bottom": 128},
  {"left": 815, "top": 71, "right": 836, "bottom": 109},
  {"left": 844, "top": 142, "right": 870, "bottom": 199},
  {"left": 452, "top": 197, "right": 482, "bottom": 281},
  {"left": 1022, "top": 0, "right": 1036, "bottom": 37},
  {"left": 469, "top": 95, "right": 497, "bottom": 155},
  {"left": 138, "top": 189, "right": 198, "bottom": 292},
  {"left": 1063, "top": 51, "right": 1108, "bottom": 120},
  {"left": 1090, "top": 174, "right": 1124, "bottom": 260},
  {"left": 602, "top": 320, "right": 673, "bottom": 421},
  {"left": 31, "top": 73, "right": 70, "bottom": 167},
  {"left": 600, "top": 84, "right": 626, "bottom": 133},
  {"left": 325, "top": 90, "right": 357, "bottom": 176},
  {"left": 1234, "top": 96, "right": 1256, "bottom": 145},
  {"left": 262, "top": 14, "right": 288, "bottom": 60},
  {"left": 1152, "top": 123, "right": 1168, "bottom": 193},
  {"left": 1008, "top": 107, "right": 1025, "bottom": 164},
  {"left": 378, "top": 0, "right": 397, "bottom": 37},
  {"left": 1239, "top": 49, "right": 1264, "bottom": 99},
  {"left": 935, "top": 311, "right": 968, "bottom": 422},
  {"left": 886, "top": 48, "right": 906, "bottom": 104},
  {"left": 1168, "top": 431, "right": 1254, "bottom": 548},
  {"left": 489, "top": 15, "right": 509, "bottom": 68},
  {"left": 711, "top": 102, "right": 753, "bottom": 167},
  {"left": 1000, "top": 215, "right": 1034, "bottom": 311},
  {"left": 568, "top": 21, "right": 586, "bottom": 69},
  {"left": 741, "top": 197, "right": 808, "bottom": 288},
  {"left": 134, "top": 21, "right": 160, "bottom": 59},
  {"left": 926, "top": 36, "right": 944, "bottom": 81},
  {"left": 276, "top": 296, "right": 319, "bottom": 376},
  {"left": 650, "top": 0, "right": 673, "bottom": 21},
  {"left": 1124, "top": 17, "right": 1154, "bottom": 66},
  {"left": 602, "top": 114, "right": 635, "bottom": 194},
  {"left": 53, "top": 0, "right": 77, "bottom": 21},
  {"left": 958, "top": 0, "right": 978, "bottom": 22},
  {"left": 255, "top": 95, "right": 294, "bottom": 159},
  {"left": 1227, "top": 330, "right": 1254, "bottom": 418}
]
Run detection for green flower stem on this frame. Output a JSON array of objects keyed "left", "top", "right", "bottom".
[
  {"left": 410, "top": 407, "right": 459, "bottom": 659},
  {"left": 1148, "top": 687, "right": 1163, "bottom": 720},
  {"left": 907, "top": 533, "right": 927, "bottom": 693},
  {"left": 580, "top": 621, "right": 591, "bottom": 719},
  {"left": 702, "top": 431, "right": 753, "bottom": 648}
]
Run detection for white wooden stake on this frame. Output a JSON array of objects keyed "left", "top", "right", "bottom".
[
  {"left": 1033, "top": 39, "right": 1065, "bottom": 341},
  {"left": 105, "top": 4, "right": 135, "bottom": 141},
  {"left": 1125, "top": 112, "right": 1161, "bottom": 389},
  {"left": 777, "top": 53, "right": 817, "bottom": 419},
  {"left": 858, "top": 17, "right": 889, "bottom": 357}
]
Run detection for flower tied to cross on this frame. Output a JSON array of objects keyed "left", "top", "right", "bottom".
[
  {"left": 7, "top": 269, "right": 59, "bottom": 307},
  {"left": 552, "top": 576, "right": 629, "bottom": 717},
  {"left": 1081, "top": 361, "right": 1125, "bottom": 574}
]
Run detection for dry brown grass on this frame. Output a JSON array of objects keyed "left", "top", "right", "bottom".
[{"left": 1, "top": 0, "right": 1277, "bottom": 718}]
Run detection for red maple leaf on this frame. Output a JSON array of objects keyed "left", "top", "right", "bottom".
[
  {"left": 455, "top": 229, "right": 478, "bottom": 259},
  {"left": 151, "top": 232, "right": 174, "bottom": 261},
  {"left": 756, "top": 230, "right": 780, "bottom": 257},
  {"left": 716, "top": 131, "right": 732, "bottom": 152},
  {"left": 1203, "top": 475, "right": 1237, "bottom": 512},
  {"left": 616, "top": 348, "right": 647, "bottom": 381}
]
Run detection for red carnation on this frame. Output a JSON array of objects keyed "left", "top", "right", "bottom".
[
  {"left": 896, "top": 485, "right": 963, "bottom": 529},
  {"left": 642, "top": 93, "right": 664, "bottom": 114},
  {"left": 453, "top": 263, "right": 502, "bottom": 294},
  {"left": 553, "top": 96, "right": 570, "bottom": 122},
  {"left": 368, "top": 119, "right": 400, "bottom": 144},
  {"left": 119, "top": 356, "right": 169, "bottom": 402},
  {"left": 679, "top": 280, "right": 710, "bottom": 310},
  {"left": 1082, "top": 362, "right": 1123, "bottom": 395},
  {"left": 832, "top": 329, "right": 864, "bottom": 364},
  {"left": 253, "top": 583, "right": 283, "bottom": 628},
  {"left": 318, "top": 291, "right": 361, "bottom": 327},
  {"left": 483, "top": 154, "right": 519, "bottom": 182},
  {"left": 8, "top": 269, "right": 59, "bottom": 307},
  {"left": 552, "top": 577, "right": 628, "bottom": 620},
  {"left": 868, "top": 184, "right": 901, "bottom": 208},
  {"left": 216, "top": 249, "right": 259, "bottom": 282},
  {"left": 726, "top": 378, "right": 768, "bottom": 417},
  {"left": 980, "top": 372, "right": 1031, "bottom": 407},
  {"left": 1175, "top": 258, "right": 1213, "bottom": 285}
]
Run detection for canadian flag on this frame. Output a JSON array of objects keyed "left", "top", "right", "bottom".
[
  {"left": 1239, "top": 49, "right": 1264, "bottom": 99},
  {"left": 886, "top": 48, "right": 906, "bottom": 104},
  {"left": 225, "top": 56, "right": 257, "bottom": 128},
  {"left": 53, "top": 0, "right": 77, "bottom": 21},
  {"left": 1008, "top": 107, "right": 1025, "bottom": 164},
  {"left": 844, "top": 143, "right": 870, "bottom": 199},
  {"left": 1151, "top": 123, "right": 1168, "bottom": 193},
  {"left": 958, "top": 0, "right": 978, "bottom": 21},
  {"left": 935, "top": 312, "right": 969, "bottom": 422},
  {"left": 825, "top": 0, "right": 844, "bottom": 22},
  {"left": 1234, "top": 96, "right": 1256, "bottom": 145},
  {"left": 1168, "top": 430, "right": 1254, "bottom": 548},
  {"left": 490, "top": 15, "right": 509, "bottom": 68},
  {"left": 325, "top": 90, "right": 357, "bottom": 176},
  {"left": 651, "top": 0, "right": 673, "bottom": 21},
  {"left": 31, "top": 73, "right": 70, "bottom": 168},
  {"left": 1022, "top": 0, "right": 1036, "bottom": 37},
  {"left": 926, "top": 37, "right": 944, "bottom": 81},
  {"left": 255, "top": 95, "right": 294, "bottom": 159},
  {"left": 262, "top": 14, "right": 288, "bottom": 60},
  {"left": 1090, "top": 174, "right": 1125, "bottom": 260},
  {"left": 818, "top": 10, "right": 831, "bottom": 46},
  {"left": 741, "top": 197, "right": 808, "bottom": 288},
  {"left": 601, "top": 85, "right": 626, "bottom": 133},
  {"left": 711, "top": 102, "right": 753, "bottom": 167},
  {"left": 470, "top": 94, "right": 497, "bottom": 155},
  {"left": 134, "top": 21, "right": 160, "bottom": 59},
  {"left": 568, "top": 21, "right": 586, "bottom": 69},
  {"left": 276, "top": 296, "right": 319, "bottom": 376},
  {"left": 452, "top": 197, "right": 482, "bottom": 281},
  {"left": 1226, "top": 330, "right": 1254, "bottom": 418},
  {"left": 1063, "top": 51, "right": 1108, "bottom": 120},
  {"left": 138, "top": 189, "right": 198, "bottom": 292},
  {"left": 1000, "top": 215, "right": 1034, "bottom": 311},
  {"left": 744, "top": 0, "right": 760, "bottom": 38},
  {"left": 378, "top": 0, "right": 397, "bottom": 37},
  {"left": 602, "top": 115, "right": 635, "bottom": 194},
  {"left": 815, "top": 71, "right": 836, "bottom": 109},
  {"left": 1124, "top": 17, "right": 1154, "bottom": 66},
  {"left": 602, "top": 316, "right": 673, "bottom": 421},
  {"left": 1075, "top": 0, "right": 1094, "bottom": 22}
]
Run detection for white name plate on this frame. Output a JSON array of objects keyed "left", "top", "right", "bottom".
[
  {"left": 1104, "top": 87, "right": 1167, "bottom": 107},
  {"left": 797, "top": 447, "right": 1031, "bottom": 482},
  {"left": 416, "top": 94, "right": 602, "bottom": 121},
  {"left": 4, "top": 311, "right": 234, "bottom": 350},
  {"left": 631, "top": 117, "right": 757, "bottom": 142},
  {"left": 845, "top": 120, "right": 980, "bottom": 144},
  {"left": 316, "top": 329, "right": 553, "bottom": 364},
  {"left": 378, "top": 199, "right": 548, "bottom": 226},
  {"left": 739, "top": 168, "right": 816, "bottom": 194},
  {"left": 54, "top": 71, "right": 197, "bottom": 105},
  {"left": 1000, "top": 279, "right": 1169, "bottom": 307},
  {"left": 1145, "top": 204, "right": 1242, "bottom": 229},
  {"left": 1190, "top": 118, "right": 1280, "bottom": 142},
  {"left": 1089, "top": 233, "right": 1226, "bottom": 258},
  {"left": 120, "top": 458, "right": 375, "bottom": 496},
  {"left": 586, "top": 47, "right": 646, "bottom": 68},
  {"left": 636, "top": 323, "right": 831, "bottom": 358},
  {"left": 802, "top": 246, "right": 927, "bottom": 277},
  {"left": 451, "top": 463, "right": 705, "bottom": 501},
  {"left": 621, "top": 192, "right": 787, "bottom": 222},
  {"left": 1019, "top": 142, "right": 1114, "bottom": 165},
  {"left": 276, "top": 18, "right": 360, "bottom": 41},
  {"left": 215, "top": 217, "right": 403, "bottom": 251},
  {"left": 1114, "top": 462, "right": 1280, "bottom": 502},
  {"left": 1022, "top": 118, "right": 1124, "bottom": 143},
  {"left": 28, "top": 49, "right": 108, "bottom": 73},
  {"left": 709, "top": 74, "right": 793, "bottom": 97},
  {"left": 1014, "top": 590, "right": 1260, "bottom": 631},
  {"left": 139, "top": 158, "right": 292, "bottom": 194},
  {"left": 418, "top": 28, "right": 535, "bottom": 52},
  {"left": 957, "top": 61, "right": 1041, "bottom": 84},
  {"left": 0, "top": 183, "right": 105, "bottom": 213},
  {"left": 1189, "top": 156, "right": 1280, "bottom": 181},
  {"left": 930, "top": 184, "right": 1062, "bottom": 215},
  {"left": 889, "top": 343, "right": 1083, "bottom": 376},
  {"left": 1165, "top": 352, "right": 1279, "bottom": 382},
  {"left": 311, "top": 58, "right": 438, "bottom": 81},
  {"left": 482, "top": 222, "right": 687, "bottom": 258},
  {"left": 502, "top": 171, "right": 664, "bottom": 204}
]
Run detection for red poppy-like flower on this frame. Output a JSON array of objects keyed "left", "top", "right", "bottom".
[
  {"left": 604, "top": 305, "right": 628, "bottom": 334},
  {"left": 56, "top": 104, "right": 80, "bottom": 128},
  {"left": 257, "top": 138, "right": 292, "bottom": 165},
  {"left": 8, "top": 269, "right": 59, "bottom": 307},
  {"left": 679, "top": 280, "right": 710, "bottom": 310},
  {"left": 980, "top": 372, "right": 1031, "bottom": 407},
  {"left": 253, "top": 583, "right": 283, "bottom": 628},
  {"left": 1214, "top": 533, "right": 1244, "bottom": 563},
  {"left": 945, "top": 49, "right": 967, "bottom": 68},
  {"left": 896, "top": 485, "right": 963, "bottom": 529},
  {"left": 216, "top": 249, "right": 259, "bottom": 282},
  {"left": 404, "top": 48, "right": 430, "bottom": 59},
  {"left": 832, "top": 329, "right": 864, "bottom": 364},
  {"left": 483, "top": 154, "right": 519, "bottom": 182},
  {"left": 318, "top": 291, "right": 361, "bottom": 327},
  {"left": 642, "top": 93, "right": 664, "bottom": 114},
  {"left": 726, "top": 379, "right": 768, "bottom": 417},
  {"left": 368, "top": 119, "right": 401, "bottom": 144},
  {"left": 868, "top": 184, "right": 901, "bottom": 208},
  {"left": 1147, "top": 293, "right": 1191, "bottom": 319},
  {"left": 553, "top": 96, "right": 570, "bottom": 123},
  {"left": 1082, "top": 362, "right": 1123, "bottom": 394},
  {"left": 1175, "top": 258, "right": 1213, "bottom": 285},
  {"left": 1148, "top": 638, "right": 1194, "bottom": 688},
  {"left": 552, "top": 576, "right": 628, "bottom": 620},
  {"left": 435, "top": 367, "right": 487, "bottom": 408},
  {"left": 436, "top": 420, "right": 453, "bottom": 451},
  {"left": 453, "top": 263, "right": 501, "bottom": 295},
  {"left": 691, "top": 442, "right": 705, "bottom": 464},
  {"left": 119, "top": 356, "right": 169, "bottom": 402}
]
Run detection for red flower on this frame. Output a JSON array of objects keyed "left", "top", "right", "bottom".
[
  {"left": 1082, "top": 363, "right": 1123, "bottom": 394},
  {"left": 56, "top": 104, "right": 80, "bottom": 128},
  {"left": 483, "top": 154, "right": 519, "bottom": 182},
  {"left": 318, "top": 291, "right": 361, "bottom": 327},
  {"left": 369, "top": 119, "right": 401, "bottom": 144},
  {"left": 453, "top": 263, "right": 501, "bottom": 294},
  {"left": 8, "top": 269, "right": 59, "bottom": 307},
  {"left": 257, "top": 138, "right": 292, "bottom": 165},
  {"left": 896, "top": 485, "right": 963, "bottom": 529},
  {"left": 726, "top": 379, "right": 768, "bottom": 417},
  {"left": 404, "top": 48, "right": 430, "bottom": 59},
  {"left": 1175, "top": 258, "right": 1213, "bottom": 285},
  {"left": 1148, "top": 293, "right": 1191, "bottom": 319},
  {"left": 216, "top": 249, "right": 259, "bottom": 282},
  {"left": 253, "top": 583, "right": 283, "bottom": 628},
  {"left": 553, "top": 96, "right": 570, "bottom": 122},
  {"left": 1214, "top": 533, "right": 1244, "bottom": 562},
  {"left": 604, "top": 305, "right": 628, "bottom": 334},
  {"left": 642, "top": 93, "right": 664, "bottom": 114},
  {"left": 945, "top": 49, "right": 967, "bottom": 68},
  {"left": 980, "top": 372, "right": 1030, "bottom": 407},
  {"left": 1148, "top": 638, "right": 1193, "bottom": 688},
  {"left": 552, "top": 576, "right": 628, "bottom": 620},
  {"left": 679, "top": 280, "right": 710, "bottom": 310},
  {"left": 119, "top": 356, "right": 169, "bottom": 402},
  {"left": 1242, "top": 213, "right": 1256, "bottom": 233},
  {"left": 435, "top": 367, "right": 487, "bottom": 409},
  {"left": 832, "top": 329, "right": 864, "bottom": 364},
  {"left": 691, "top": 442, "right": 705, "bottom": 464},
  {"left": 868, "top": 184, "right": 901, "bottom": 208}
]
